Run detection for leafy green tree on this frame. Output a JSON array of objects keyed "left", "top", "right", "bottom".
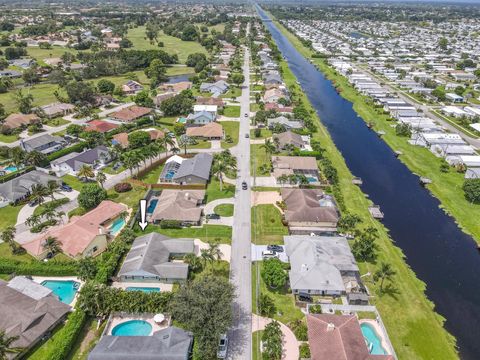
[
  {"left": 66, "top": 124, "right": 84, "bottom": 138},
  {"left": 262, "top": 258, "right": 287, "bottom": 289},
  {"left": 78, "top": 183, "right": 107, "bottom": 210},
  {"left": 97, "top": 79, "right": 115, "bottom": 94},
  {"left": 352, "top": 227, "right": 380, "bottom": 263},
  {"left": 438, "top": 37, "right": 448, "bottom": 50},
  {"left": 13, "top": 89, "right": 34, "bottom": 114},
  {"left": 77, "top": 257, "right": 98, "bottom": 281},
  {"left": 0, "top": 226, "right": 18, "bottom": 255},
  {"left": 22, "top": 68, "right": 40, "bottom": 85},
  {"left": 463, "top": 178, "right": 480, "bottom": 204},
  {"left": 128, "top": 131, "right": 151, "bottom": 149},
  {"left": 42, "top": 236, "right": 62, "bottom": 256},
  {"left": 229, "top": 73, "right": 245, "bottom": 87},
  {"left": 170, "top": 275, "right": 234, "bottom": 359},
  {"left": 184, "top": 253, "right": 203, "bottom": 273},
  {"left": 181, "top": 25, "right": 198, "bottom": 41},
  {"left": 160, "top": 90, "right": 195, "bottom": 116},
  {"left": 77, "top": 164, "right": 95, "bottom": 182},
  {"left": 145, "top": 59, "right": 167, "bottom": 87},
  {"left": 395, "top": 123, "right": 412, "bottom": 137},
  {"left": 262, "top": 321, "right": 282, "bottom": 360},
  {"left": 259, "top": 293, "right": 276, "bottom": 318},
  {"left": 432, "top": 87, "right": 446, "bottom": 101},
  {"left": 65, "top": 80, "right": 96, "bottom": 104}
]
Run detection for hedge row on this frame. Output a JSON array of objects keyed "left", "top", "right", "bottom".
[
  {"left": 0, "top": 258, "right": 78, "bottom": 276},
  {"left": 46, "top": 141, "right": 89, "bottom": 162},
  {"left": 0, "top": 165, "right": 34, "bottom": 184},
  {"left": 41, "top": 310, "right": 87, "bottom": 360}
]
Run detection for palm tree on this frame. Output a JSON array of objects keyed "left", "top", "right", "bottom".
[
  {"left": 42, "top": 236, "right": 62, "bottom": 257},
  {"left": 208, "top": 242, "right": 223, "bottom": 261},
  {"left": 212, "top": 151, "right": 237, "bottom": 192},
  {"left": 184, "top": 253, "right": 202, "bottom": 273},
  {"left": 29, "top": 183, "right": 48, "bottom": 206},
  {"left": 0, "top": 226, "right": 17, "bottom": 254},
  {"left": 200, "top": 248, "right": 215, "bottom": 266},
  {"left": 162, "top": 134, "right": 176, "bottom": 156},
  {"left": 9, "top": 147, "right": 26, "bottom": 170},
  {"left": 261, "top": 138, "right": 276, "bottom": 158},
  {"left": 46, "top": 180, "right": 61, "bottom": 201},
  {"left": 374, "top": 262, "right": 397, "bottom": 292},
  {"left": 42, "top": 204, "right": 58, "bottom": 222},
  {"left": 77, "top": 165, "right": 94, "bottom": 182},
  {"left": 121, "top": 151, "right": 140, "bottom": 177},
  {"left": 25, "top": 150, "right": 46, "bottom": 166},
  {"left": 96, "top": 171, "right": 107, "bottom": 188},
  {"left": 25, "top": 214, "right": 41, "bottom": 228},
  {"left": 0, "top": 331, "right": 22, "bottom": 359}
]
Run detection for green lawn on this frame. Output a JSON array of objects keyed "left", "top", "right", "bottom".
[
  {"left": 107, "top": 185, "right": 147, "bottom": 209},
  {"left": 223, "top": 105, "right": 241, "bottom": 118},
  {"left": 221, "top": 87, "right": 242, "bottom": 99},
  {"left": 251, "top": 205, "right": 288, "bottom": 245},
  {"left": 67, "top": 319, "right": 106, "bottom": 360},
  {"left": 252, "top": 262, "right": 304, "bottom": 325},
  {"left": 0, "top": 242, "right": 34, "bottom": 262},
  {"left": 138, "top": 164, "right": 164, "bottom": 184},
  {"left": 126, "top": 26, "right": 207, "bottom": 63},
  {"left": 43, "top": 117, "right": 70, "bottom": 127},
  {"left": 0, "top": 204, "right": 21, "bottom": 231},
  {"left": 250, "top": 103, "right": 261, "bottom": 112},
  {"left": 272, "top": 17, "right": 459, "bottom": 360},
  {"left": 250, "top": 128, "right": 272, "bottom": 139},
  {"left": 165, "top": 66, "right": 194, "bottom": 77},
  {"left": 252, "top": 330, "right": 264, "bottom": 360},
  {"left": 61, "top": 175, "right": 85, "bottom": 192},
  {"left": 206, "top": 178, "right": 235, "bottom": 203},
  {"left": 250, "top": 144, "right": 271, "bottom": 175},
  {"left": 214, "top": 204, "right": 234, "bottom": 217},
  {"left": 0, "top": 83, "right": 63, "bottom": 113},
  {"left": 187, "top": 140, "right": 211, "bottom": 149},
  {"left": 221, "top": 121, "right": 240, "bottom": 149},
  {"left": 136, "top": 223, "right": 232, "bottom": 244},
  {"left": 0, "top": 133, "right": 19, "bottom": 143}
]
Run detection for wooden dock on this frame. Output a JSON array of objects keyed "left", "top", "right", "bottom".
[
  {"left": 352, "top": 177, "right": 363, "bottom": 185},
  {"left": 368, "top": 205, "right": 384, "bottom": 219},
  {"left": 419, "top": 177, "right": 432, "bottom": 186}
]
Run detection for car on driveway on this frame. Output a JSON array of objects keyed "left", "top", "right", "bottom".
[
  {"left": 267, "top": 245, "right": 284, "bottom": 253},
  {"left": 206, "top": 213, "right": 221, "bottom": 220},
  {"left": 61, "top": 184, "right": 73, "bottom": 192},
  {"left": 242, "top": 181, "right": 248, "bottom": 190},
  {"left": 262, "top": 250, "right": 278, "bottom": 259},
  {"left": 217, "top": 334, "right": 228, "bottom": 359}
]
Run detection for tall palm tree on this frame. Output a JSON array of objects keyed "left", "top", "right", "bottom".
[
  {"left": 25, "top": 150, "right": 46, "bottom": 167},
  {"left": 261, "top": 138, "right": 276, "bottom": 158},
  {"left": 121, "top": 151, "right": 140, "bottom": 177},
  {"left": 184, "top": 253, "right": 202, "bottom": 274},
  {"left": 212, "top": 152, "right": 237, "bottom": 192},
  {"left": 0, "top": 331, "right": 22, "bottom": 359},
  {"left": 208, "top": 242, "right": 223, "bottom": 261},
  {"left": 9, "top": 147, "right": 26, "bottom": 170},
  {"left": 200, "top": 248, "right": 215, "bottom": 267},
  {"left": 374, "top": 262, "right": 397, "bottom": 292},
  {"left": 29, "top": 183, "right": 48, "bottom": 206},
  {"left": 96, "top": 171, "right": 107, "bottom": 188},
  {"left": 77, "top": 165, "right": 94, "bottom": 182},
  {"left": 25, "top": 214, "right": 41, "bottom": 228},
  {"left": 42, "top": 236, "right": 62, "bottom": 257},
  {"left": 162, "top": 134, "right": 176, "bottom": 156},
  {"left": 46, "top": 180, "right": 61, "bottom": 201}
]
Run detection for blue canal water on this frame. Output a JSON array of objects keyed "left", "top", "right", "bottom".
[
  {"left": 111, "top": 320, "right": 152, "bottom": 336},
  {"left": 41, "top": 280, "right": 79, "bottom": 304},
  {"left": 258, "top": 6, "right": 480, "bottom": 359}
]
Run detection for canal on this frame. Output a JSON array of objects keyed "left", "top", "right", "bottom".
[{"left": 257, "top": 6, "right": 480, "bottom": 360}]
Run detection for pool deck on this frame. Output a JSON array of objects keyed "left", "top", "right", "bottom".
[
  {"left": 359, "top": 319, "right": 394, "bottom": 356},
  {"left": 112, "top": 281, "right": 173, "bottom": 292},
  {"left": 32, "top": 276, "right": 84, "bottom": 307},
  {"left": 105, "top": 313, "right": 171, "bottom": 336}
]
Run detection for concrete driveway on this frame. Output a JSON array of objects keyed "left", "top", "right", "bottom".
[
  {"left": 194, "top": 239, "right": 231, "bottom": 262},
  {"left": 251, "top": 244, "right": 288, "bottom": 263}
]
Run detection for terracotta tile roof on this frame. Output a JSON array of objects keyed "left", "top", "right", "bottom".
[
  {"left": 112, "top": 132, "right": 129, "bottom": 148},
  {"left": 148, "top": 129, "right": 165, "bottom": 140},
  {"left": 281, "top": 188, "right": 339, "bottom": 224},
  {"left": 23, "top": 200, "right": 127, "bottom": 258},
  {"left": 85, "top": 120, "right": 119, "bottom": 133},
  {"left": 157, "top": 81, "right": 192, "bottom": 93},
  {"left": 307, "top": 314, "right": 394, "bottom": 360},
  {"left": 196, "top": 96, "right": 225, "bottom": 107},
  {"left": 186, "top": 122, "right": 223, "bottom": 138},
  {"left": 111, "top": 105, "right": 152, "bottom": 122},
  {"left": 151, "top": 190, "right": 205, "bottom": 223}
]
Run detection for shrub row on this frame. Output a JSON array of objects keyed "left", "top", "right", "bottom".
[
  {"left": 160, "top": 219, "right": 182, "bottom": 229},
  {"left": 114, "top": 182, "right": 132, "bottom": 193},
  {"left": 0, "top": 258, "right": 78, "bottom": 276},
  {"left": 0, "top": 165, "right": 34, "bottom": 184},
  {"left": 30, "top": 219, "right": 57, "bottom": 233},
  {"left": 46, "top": 142, "right": 89, "bottom": 162}
]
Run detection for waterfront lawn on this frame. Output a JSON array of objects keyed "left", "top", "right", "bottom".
[
  {"left": 223, "top": 105, "right": 241, "bottom": 118},
  {"left": 214, "top": 204, "right": 234, "bottom": 217},
  {"left": 206, "top": 178, "right": 235, "bottom": 203},
  {"left": 272, "top": 18, "right": 458, "bottom": 360},
  {"left": 221, "top": 121, "right": 240, "bottom": 149},
  {"left": 126, "top": 26, "right": 207, "bottom": 63},
  {"left": 251, "top": 205, "right": 288, "bottom": 245}
]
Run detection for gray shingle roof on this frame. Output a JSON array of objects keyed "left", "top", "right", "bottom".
[
  {"left": 118, "top": 233, "right": 194, "bottom": 280},
  {"left": 173, "top": 153, "right": 213, "bottom": 181},
  {"left": 21, "top": 134, "right": 63, "bottom": 151},
  {"left": 0, "top": 170, "right": 61, "bottom": 202},
  {"left": 63, "top": 145, "right": 110, "bottom": 171},
  {"left": 88, "top": 326, "right": 193, "bottom": 360}
]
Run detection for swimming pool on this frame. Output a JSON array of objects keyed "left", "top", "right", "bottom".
[
  {"left": 111, "top": 320, "right": 152, "bottom": 336},
  {"left": 41, "top": 280, "right": 79, "bottom": 304},
  {"left": 165, "top": 170, "right": 176, "bottom": 180},
  {"left": 361, "top": 323, "right": 387, "bottom": 355},
  {"left": 147, "top": 199, "right": 158, "bottom": 214},
  {"left": 4, "top": 166, "right": 17, "bottom": 172},
  {"left": 109, "top": 218, "right": 125, "bottom": 235},
  {"left": 126, "top": 287, "right": 161, "bottom": 293}
]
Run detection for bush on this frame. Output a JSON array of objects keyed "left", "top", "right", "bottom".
[
  {"left": 78, "top": 183, "right": 107, "bottom": 210},
  {"left": 0, "top": 258, "right": 77, "bottom": 276},
  {"left": 30, "top": 219, "right": 57, "bottom": 233},
  {"left": 47, "top": 142, "right": 89, "bottom": 162},
  {"left": 160, "top": 219, "right": 182, "bottom": 229},
  {"left": 463, "top": 178, "right": 480, "bottom": 204},
  {"left": 299, "top": 343, "right": 311, "bottom": 359},
  {"left": 262, "top": 258, "right": 287, "bottom": 289},
  {"left": 309, "top": 304, "right": 322, "bottom": 314},
  {"left": 290, "top": 320, "right": 308, "bottom": 341},
  {"left": 259, "top": 293, "right": 276, "bottom": 317},
  {"left": 114, "top": 182, "right": 132, "bottom": 193}
]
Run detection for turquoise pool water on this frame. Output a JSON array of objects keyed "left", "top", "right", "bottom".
[
  {"left": 147, "top": 199, "right": 158, "bottom": 214},
  {"left": 165, "top": 170, "right": 175, "bottom": 180},
  {"left": 4, "top": 166, "right": 17, "bottom": 172},
  {"left": 109, "top": 218, "right": 125, "bottom": 235},
  {"left": 111, "top": 320, "right": 152, "bottom": 336},
  {"left": 361, "top": 323, "right": 387, "bottom": 355},
  {"left": 126, "top": 287, "right": 160, "bottom": 293},
  {"left": 41, "top": 280, "right": 79, "bottom": 304}
]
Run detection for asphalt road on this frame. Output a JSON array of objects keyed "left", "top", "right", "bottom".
[{"left": 227, "top": 44, "right": 252, "bottom": 360}]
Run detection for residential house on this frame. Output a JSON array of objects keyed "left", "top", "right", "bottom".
[
  {"left": 39, "top": 102, "right": 75, "bottom": 119},
  {"left": 263, "top": 73, "right": 283, "bottom": 86},
  {"left": 272, "top": 156, "right": 319, "bottom": 181},
  {"left": 0, "top": 70, "right": 22, "bottom": 78},
  {"left": 122, "top": 80, "right": 143, "bottom": 95},
  {"left": 186, "top": 111, "right": 215, "bottom": 126},
  {"left": 265, "top": 103, "right": 293, "bottom": 114},
  {"left": 199, "top": 80, "right": 229, "bottom": 97},
  {"left": 0, "top": 277, "right": 71, "bottom": 359},
  {"left": 110, "top": 105, "right": 152, "bottom": 123},
  {"left": 267, "top": 116, "right": 303, "bottom": 130},
  {"left": 446, "top": 93, "right": 464, "bottom": 103},
  {"left": 196, "top": 97, "right": 225, "bottom": 108},
  {"left": 0, "top": 170, "right": 61, "bottom": 205},
  {"left": 154, "top": 92, "right": 176, "bottom": 108},
  {"left": 3, "top": 113, "right": 40, "bottom": 130},
  {"left": 263, "top": 88, "right": 287, "bottom": 103},
  {"left": 112, "top": 132, "right": 129, "bottom": 149},
  {"left": 157, "top": 81, "right": 192, "bottom": 94},
  {"left": 281, "top": 189, "right": 339, "bottom": 233},
  {"left": 150, "top": 189, "right": 205, "bottom": 226},
  {"left": 186, "top": 122, "right": 223, "bottom": 140},
  {"left": 84, "top": 120, "right": 119, "bottom": 133},
  {"left": 23, "top": 200, "right": 128, "bottom": 259},
  {"left": 9, "top": 59, "right": 35, "bottom": 69},
  {"left": 20, "top": 134, "right": 65, "bottom": 154},
  {"left": 285, "top": 235, "right": 360, "bottom": 296},
  {"left": 118, "top": 233, "right": 194, "bottom": 283},
  {"left": 51, "top": 145, "right": 111, "bottom": 176},
  {"left": 306, "top": 314, "right": 393, "bottom": 360},
  {"left": 193, "top": 104, "right": 218, "bottom": 118},
  {"left": 273, "top": 131, "right": 311, "bottom": 150},
  {"left": 88, "top": 326, "right": 193, "bottom": 360},
  {"left": 159, "top": 153, "right": 213, "bottom": 184}
]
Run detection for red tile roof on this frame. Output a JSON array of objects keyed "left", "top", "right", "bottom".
[
  {"left": 111, "top": 106, "right": 152, "bottom": 122},
  {"left": 85, "top": 120, "right": 119, "bottom": 133}
]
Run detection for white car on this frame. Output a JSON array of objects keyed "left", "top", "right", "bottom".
[
  {"left": 262, "top": 250, "right": 278, "bottom": 259},
  {"left": 217, "top": 334, "right": 228, "bottom": 359}
]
